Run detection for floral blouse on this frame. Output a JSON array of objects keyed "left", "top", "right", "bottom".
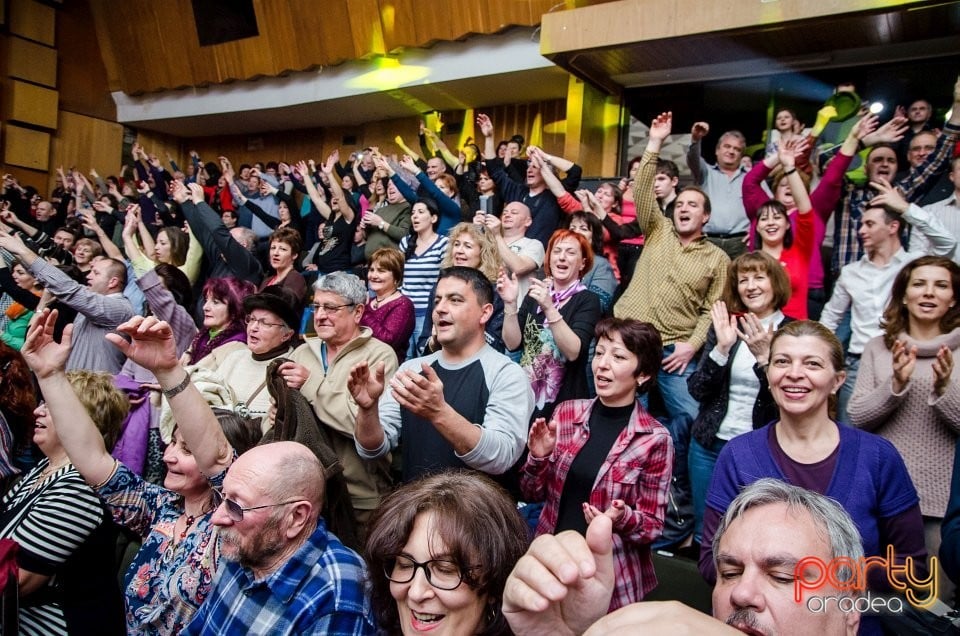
[{"left": 97, "top": 463, "right": 224, "bottom": 635}]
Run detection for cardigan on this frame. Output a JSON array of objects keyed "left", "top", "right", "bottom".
[
  {"left": 701, "top": 422, "right": 920, "bottom": 583},
  {"left": 688, "top": 315, "right": 793, "bottom": 448},
  {"left": 848, "top": 328, "right": 960, "bottom": 517}
]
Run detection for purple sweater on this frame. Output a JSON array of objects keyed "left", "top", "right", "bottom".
[{"left": 700, "top": 422, "right": 924, "bottom": 592}]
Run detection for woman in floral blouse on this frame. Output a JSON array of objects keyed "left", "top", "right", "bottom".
[
  {"left": 21, "top": 310, "right": 240, "bottom": 635},
  {"left": 500, "top": 229, "right": 602, "bottom": 421}
]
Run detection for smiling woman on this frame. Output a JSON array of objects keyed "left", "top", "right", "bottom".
[
  {"left": 699, "top": 320, "right": 928, "bottom": 613},
  {"left": 519, "top": 317, "right": 672, "bottom": 610},
  {"left": 848, "top": 256, "right": 960, "bottom": 589},
  {"left": 364, "top": 471, "right": 529, "bottom": 636}
]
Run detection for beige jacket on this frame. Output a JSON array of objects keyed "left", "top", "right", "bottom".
[{"left": 291, "top": 328, "right": 399, "bottom": 511}]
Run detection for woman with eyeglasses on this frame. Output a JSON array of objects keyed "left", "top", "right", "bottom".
[
  {"left": 18, "top": 310, "right": 247, "bottom": 635},
  {"left": 365, "top": 471, "right": 529, "bottom": 635},
  {"left": 195, "top": 286, "right": 301, "bottom": 427}
]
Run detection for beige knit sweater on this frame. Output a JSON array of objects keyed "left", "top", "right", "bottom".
[{"left": 848, "top": 328, "right": 960, "bottom": 517}]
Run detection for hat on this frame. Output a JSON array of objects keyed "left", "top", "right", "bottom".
[{"left": 243, "top": 285, "right": 301, "bottom": 331}]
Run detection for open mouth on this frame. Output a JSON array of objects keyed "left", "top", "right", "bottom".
[{"left": 411, "top": 611, "right": 444, "bottom": 630}]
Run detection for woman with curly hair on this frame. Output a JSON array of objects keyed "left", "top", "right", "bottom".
[
  {"left": 416, "top": 222, "right": 505, "bottom": 354},
  {"left": 0, "top": 343, "right": 36, "bottom": 483}
]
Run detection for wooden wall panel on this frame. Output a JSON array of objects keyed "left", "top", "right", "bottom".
[
  {"left": 8, "top": 0, "right": 55, "bottom": 46},
  {"left": 7, "top": 80, "right": 58, "bottom": 128},
  {"left": 4, "top": 124, "right": 50, "bottom": 170},
  {"left": 49, "top": 112, "right": 123, "bottom": 192},
  {"left": 6, "top": 37, "right": 57, "bottom": 87},
  {"left": 158, "top": 100, "right": 568, "bottom": 174},
  {"left": 88, "top": 0, "right": 569, "bottom": 95},
  {"left": 57, "top": 0, "right": 116, "bottom": 122}
]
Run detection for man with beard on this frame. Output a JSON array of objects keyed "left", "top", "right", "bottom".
[
  {"left": 182, "top": 441, "right": 376, "bottom": 635},
  {"left": 503, "top": 478, "right": 863, "bottom": 636}
]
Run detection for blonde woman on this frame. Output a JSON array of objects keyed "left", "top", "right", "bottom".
[{"left": 416, "top": 222, "right": 505, "bottom": 354}]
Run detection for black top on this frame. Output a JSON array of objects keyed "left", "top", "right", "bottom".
[{"left": 555, "top": 401, "right": 634, "bottom": 534}]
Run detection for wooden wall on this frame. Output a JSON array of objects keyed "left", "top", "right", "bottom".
[
  {"left": 137, "top": 100, "right": 569, "bottom": 174},
  {"left": 88, "top": 0, "right": 612, "bottom": 95}
]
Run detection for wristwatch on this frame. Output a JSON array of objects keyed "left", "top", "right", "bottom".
[{"left": 379, "top": 221, "right": 386, "bottom": 231}]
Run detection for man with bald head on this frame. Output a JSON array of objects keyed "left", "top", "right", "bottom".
[{"left": 182, "top": 440, "right": 376, "bottom": 635}]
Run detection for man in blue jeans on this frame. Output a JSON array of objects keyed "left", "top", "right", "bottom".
[{"left": 615, "top": 112, "right": 730, "bottom": 423}]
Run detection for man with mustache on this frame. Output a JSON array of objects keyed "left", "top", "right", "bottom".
[{"left": 503, "top": 478, "right": 863, "bottom": 636}]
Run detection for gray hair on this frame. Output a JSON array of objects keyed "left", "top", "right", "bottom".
[
  {"left": 713, "top": 478, "right": 864, "bottom": 569},
  {"left": 718, "top": 130, "right": 747, "bottom": 148},
  {"left": 314, "top": 271, "right": 367, "bottom": 306},
  {"left": 232, "top": 227, "right": 258, "bottom": 252}
]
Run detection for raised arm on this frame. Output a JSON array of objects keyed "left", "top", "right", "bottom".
[
  {"left": 319, "top": 151, "right": 354, "bottom": 223},
  {"left": 477, "top": 113, "right": 496, "bottom": 160},
  {"left": 778, "top": 137, "right": 812, "bottom": 215},
  {"left": 106, "top": 316, "right": 232, "bottom": 476},
  {"left": 295, "top": 160, "right": 334, "bottom": 220},
  {"left": 21, "top": 310, "right": 119, "bottom": 486},
  {"left": 686, "top": 121, "right": 709, "bottom": 184}
]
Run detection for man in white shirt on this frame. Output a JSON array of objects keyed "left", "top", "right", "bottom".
[
  {"left": 820, "top": 178, "right": 957, "bottom": 422},
  {"left": 475, "top": 201, "right": 544, "bottom": 301},
  {"left": 911, "top": 156, "right": 960, "bottom": 263}
]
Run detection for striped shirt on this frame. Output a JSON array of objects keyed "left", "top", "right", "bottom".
[
  {"left": 613, "top": 150, "right": 730, "bottom": 350},
  {"left": 399, "top": 234, "right": 448, "bottom": 315},
  {"left": 0, "top": 462, "right": 111, "bottom": 635},
  {"left": 182, "top": 518, "right": 375, "bottom": 635}
]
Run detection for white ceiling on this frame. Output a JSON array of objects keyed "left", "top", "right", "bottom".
[{"left": 113, "top": 28, "right": 572, "bottom": 137}]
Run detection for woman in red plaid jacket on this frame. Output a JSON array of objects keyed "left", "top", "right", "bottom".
[{"left": 520, "top": 317, "right": 674, "bottom": 610}]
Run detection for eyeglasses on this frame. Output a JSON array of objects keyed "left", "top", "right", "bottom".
[
  {"left": 311, "top": 302, "right": 355, "bottom": 315},
  {"left": 211, "top": 489, "right": 305, "bottom": 522},
  {"left": 384, "top": 555, "right": 468, "bottom": 591},
  {"left": 245, "top": 315, "right": 287, "bottom": 329}
]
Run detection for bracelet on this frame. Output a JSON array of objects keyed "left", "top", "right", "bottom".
[
  {"left": 545, "top": 314, "right": 564, "bottom": 325},
  {"left": 783, "top": 167, "right": 797, "bottom": 176},
  {"left": 161, "top": 371, "right": 192, "bottom": 400}
]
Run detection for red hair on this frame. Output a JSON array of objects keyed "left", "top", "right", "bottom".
[
  {"left": 0, "top": 342, "right": 38, "bottom": 428},
  {"left": 544, "top": 229, "right": 594, "bottom": 279}
]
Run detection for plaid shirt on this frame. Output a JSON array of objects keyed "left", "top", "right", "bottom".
[
  {"left": 520, "top": 399, "right": 674, "bottom": 610},
  {"left": 182, "top": 518, "right": 376, "bottom": 635},
  {"left": 832, "top": 121, "right": 960, "bottom": 275}
]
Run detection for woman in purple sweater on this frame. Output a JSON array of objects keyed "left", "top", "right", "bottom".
[{"left": 700, "top": 321, "right": 927, "bottom": 611}]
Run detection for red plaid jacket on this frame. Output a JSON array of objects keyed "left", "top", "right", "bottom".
[{"left": 520, "top": 398, "right": 674, "bottom": 609}]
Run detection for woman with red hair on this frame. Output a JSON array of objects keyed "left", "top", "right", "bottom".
[{"left": 499, "top": 229, "right": 602, "bottom": 421}]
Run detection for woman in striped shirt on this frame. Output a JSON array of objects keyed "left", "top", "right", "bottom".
[{"left": 398, "top": 199, "right": 448, "bottom": 359}]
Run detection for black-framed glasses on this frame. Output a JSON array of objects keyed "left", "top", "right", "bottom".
[
  {"left": 245, "top": 315, "right": 287, "bottom": 329},
  {"left": 211, "top": 489, "right": 305, "bottom": 523},
  {"left": 311, "top": 302, "right": 355, "bottom": 315},
  {"left": 384, "top": 554, "right": 467, "bottom": 591}
]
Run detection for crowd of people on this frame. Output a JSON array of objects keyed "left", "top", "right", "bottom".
[{"left": 0, "top": 74, "right": 958, "bottom": 634}]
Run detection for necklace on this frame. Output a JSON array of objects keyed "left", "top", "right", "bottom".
[
  {"left": 31, "top": 458, "right": 70, "bottom": 492},
  {"left": 177, "top": 512, "right": 199, "bottom": 543},
  {"left": 372, "top": 290, "right": 398, "bottom": 309}
]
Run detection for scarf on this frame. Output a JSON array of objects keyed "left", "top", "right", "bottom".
[{"left": 187, "top": 322, "right": 246, "bottom": 365}]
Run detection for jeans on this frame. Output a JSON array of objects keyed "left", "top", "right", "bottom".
[
  {"left": 837, "top": 353, "right": 860, "bottom": 424},
  {"left": 688, "top": 437, "right": 727, "bottom": 542},
  {"left": 407, "top": 314, "right": 426, "bottom": 360},
  {"left": 656, "top": 344, "right": 701, "bottom": 422}
]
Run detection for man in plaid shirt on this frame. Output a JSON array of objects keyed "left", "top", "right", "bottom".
[
  {"left": 182, "top": 442, "right": 376, "bottom": 635},
  {"left": 832, "top": 76, "right": 960, "bottom": 278}
]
